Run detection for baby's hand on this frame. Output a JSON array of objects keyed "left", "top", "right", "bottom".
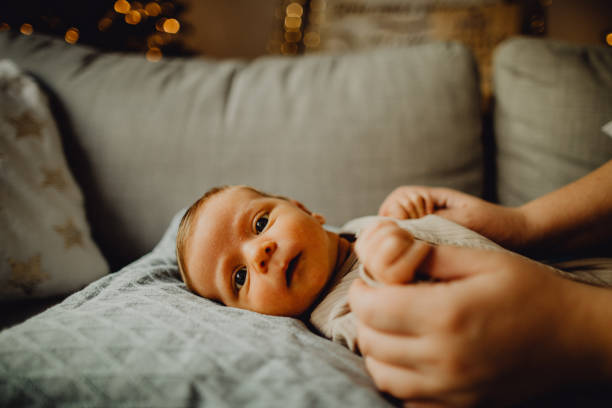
[
  {"left": 378, "top": 186, "right": 435, "bottom": 219},
  {"left": 355, "top": 220, "right": 432, "bottom": 284}
]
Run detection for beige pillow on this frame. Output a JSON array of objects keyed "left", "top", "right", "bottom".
[{"left": 0, "top": 60, "right": 109, "bottom": 300}]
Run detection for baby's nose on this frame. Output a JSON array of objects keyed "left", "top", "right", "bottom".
[{"left": 254, "top": 241, "right": 277, "bottom": 273}]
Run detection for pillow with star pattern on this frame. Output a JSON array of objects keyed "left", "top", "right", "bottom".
[{"left": 0, "top": 60, "right": 109, "bottom": 300}]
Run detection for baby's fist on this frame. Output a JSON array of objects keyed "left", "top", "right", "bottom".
[{"left": 355, "top": 220, "right": 431, "bottom": 284}]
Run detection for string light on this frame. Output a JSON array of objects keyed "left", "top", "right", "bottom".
[
  {"left": 606, "top": 33, "right": 612, "bottom": 46},
  {"left": 163, "top": 18, "right": 180, "bottom": 33},
  {"left": 286, "top": 3, "right": 303, "bottom": 18},
  {"left": 6, "top": 1, "right": 185, "bottom": 61},
  {"left": 20, "top": 23, "right": 33, "bottom": 35},
  {"left": 146, "top": 46, "right": 162, "bottom": 61},
  {"left": 304, "top": 0, "right": 326, "bottom": 51},
  {"left": 145, "top": 2, "right": 161, "bottom": 17},
  {"left": 125, "top": 10, "right": 142, "bottom": 25},
  {"left": 114, "top": 0, "right": 131, "bottom": 14},
  {"left": 64, "top": 27, "right": 79, "bottom": 44},
  {"left": 303, "top": 31, "right": 320, "bottom": 48}
]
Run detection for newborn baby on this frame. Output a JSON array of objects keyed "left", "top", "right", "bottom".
[{"left": 175, "top": 185, "right": 504, "bottom": 350}]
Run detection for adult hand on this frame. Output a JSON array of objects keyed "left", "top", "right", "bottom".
[
  {"left": 349, "top": 246, "right": 612, "bottom": 407},
  {"left": 378, "top": 186, "right": 527, "bottom": 250}
]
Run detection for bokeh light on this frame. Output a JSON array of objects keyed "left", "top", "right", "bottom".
[
  {"left": 145, "top": 2, "right": 161, "bottom": 17},
  {"left": 284, "top": 16, "right": 301, "bottom": 30},
  {"left": 286, "top": 3, "right": 303, "bottom": 18},
  {"left": 114, "top": 0, "right": 131, "bottom": 14},
  {"left": 20, "top": 23, "right": 33, "bottom": 35},
  {"left": 303, "top": 31, "right": 320, "bottom": 48},
  {"left": 146, "top": 46, "right": 162, "bottom": 61},
  {"left": 65, "top": 27, "right": 79, "bottom": 44},
  {"left": 163, "top": 18, "right": 180, "bottom": 33},
  {"left": 125, "top": 10, "right": 142, "bottom": 25}
]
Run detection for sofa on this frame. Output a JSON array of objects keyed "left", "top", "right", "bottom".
[{"left": 0, "top": 31, "right": 611, "bottom": 407}]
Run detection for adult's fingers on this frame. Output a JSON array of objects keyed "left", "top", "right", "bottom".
[
  {"left": 349, "top": 279, "right": 443, "bottom": 333},
  {"left": 365, "top": 356, "right": 442, "bottom": 400},
  {"left": 356, "top": 320, "right": 433, "bottom": 367},
  {"left": 422, "top": 245, "right": 502, "bottom": 281}
]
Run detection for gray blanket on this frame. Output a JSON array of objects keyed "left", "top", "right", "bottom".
[{"left": 0, "top": 211, "right": 392, "bottom": 407}]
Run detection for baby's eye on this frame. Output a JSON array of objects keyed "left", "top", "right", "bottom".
[
  {"left": 234, "top": 267, "right": 247, "bottom": 291},
  {"left": 254, "top": 213, "right": 269, "bottom": 234}
]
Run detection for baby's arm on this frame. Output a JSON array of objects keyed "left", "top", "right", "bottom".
[{"left": 355, "top": 220, "right": 432, "bottom": 284}]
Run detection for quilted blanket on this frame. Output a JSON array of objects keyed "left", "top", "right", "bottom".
[{"left": 0, "top": 211, "right": 392, "bottom": 407}]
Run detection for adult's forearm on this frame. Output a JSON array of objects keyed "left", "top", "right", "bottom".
[{"left": 518, "top": 160, "right": 612, "bottom": 256}]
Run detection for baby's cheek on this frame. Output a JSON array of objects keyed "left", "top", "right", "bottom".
[{"left": 250, "top": 286, "right": 298, "bottom": 316}]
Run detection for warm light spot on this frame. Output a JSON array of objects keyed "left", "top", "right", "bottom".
[
  {"left": 284, "top": 30, "right": 302, "bottom": 43},
  {"left": 163, "top": 18, "right": 180, "bottom": 33},
  {"left": 145, "top": 2, "right": 161, "bottom": 16},
  {"left": 286, "top": 3, "right": 303, "bottom": 18},
  {"left": 284, "top": 16, "right": 302, "bottom": 29},
  {"left": 64, "top": 27, "right": 79, "bottom": 44},
  {"left": 20, "top": 23, "right": 33, "bottom": 35},
  {"left": 98, "top": 17, "right": 113, "bottom": 31},
  {"left": 0, "top": 22, "right": 10, "bottom": 32},
  {"left": 606, "top": 33, "right": 612, "bottom": 47},
  {"left": 146, "top": 47, "right": 162, "bottom": 62},
  {"left": 303, "top": 31, "right": 320, "bottom": 48},
  {"left": 114, "top": 0, "right": 131, "bottom": 14},
  {"left": 125, "top": 10, "right": 142, "bottom": 25},
  {"left": 281, "top": 42, "right": 298, "bottom": 55}
]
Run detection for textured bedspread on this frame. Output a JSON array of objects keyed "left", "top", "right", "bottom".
[{"left": 0, "top": 211, "right": 392, "bottom": 407}]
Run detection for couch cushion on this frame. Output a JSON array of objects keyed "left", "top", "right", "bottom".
[
  {"left": 0, "top": 32, "right": 482, "bottom": 269},
  {"left": 0, "top": 60, "right": 108, "bottom": 301},
  {"left": 494, "top": 37, "right": 612, "bottom": 206}
]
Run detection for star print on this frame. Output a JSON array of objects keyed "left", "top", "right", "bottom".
[
  {"left": 53, "top": 219, "right": 84, "bottom": 248},
  {"left": 41, "top": 167, "right": 67, "bottom": 191},
  {"left": 7, "top": 111, "right": 43, "bottom": 139},
  {"left": 7, "top": 254, "right": 49, "bottom": 295}
]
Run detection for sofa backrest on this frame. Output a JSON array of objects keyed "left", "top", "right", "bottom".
[
  {"left": 493, "top": 37, "right": 612, "bottom": 206},
  {"left": 0, "top": 32, "right": 483, "bottom": 269}
]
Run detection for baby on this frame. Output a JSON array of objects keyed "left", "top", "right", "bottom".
[{"left": 176, "top": 185, "right": 503, "bottom": 350}]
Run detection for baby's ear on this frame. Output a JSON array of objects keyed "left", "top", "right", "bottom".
[
  {"left": 312, "top": 213, "right": 326, "bottom": 225},
  {"left": 289, "top": 199, "right": 326, "bottom": 224}
]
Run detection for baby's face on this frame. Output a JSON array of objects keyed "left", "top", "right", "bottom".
[{"left": 184, "top": 186, "right": 339, "bottom": 317}]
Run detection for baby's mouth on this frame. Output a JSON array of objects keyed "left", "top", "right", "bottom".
[{"left": 285, "top": 252, "right": 301, "bottom": 287}]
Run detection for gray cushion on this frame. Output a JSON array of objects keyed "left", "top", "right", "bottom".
[
  {"left": 494, "top": 37, "right": 612, "bottom": 206},
  {"left": 0, "top": 211, "right": 392, "bottom": 407},
  {"left": 0, "top": 33, "right": 482, "bottom": 269}
]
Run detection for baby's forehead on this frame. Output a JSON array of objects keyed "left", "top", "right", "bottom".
[{"left": 192, "top": 187, "right": 265, "bottom": 239}]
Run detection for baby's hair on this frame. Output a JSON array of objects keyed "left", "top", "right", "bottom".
[{"left": 176, "top": 185, "right": 286, "bottom": 292}]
